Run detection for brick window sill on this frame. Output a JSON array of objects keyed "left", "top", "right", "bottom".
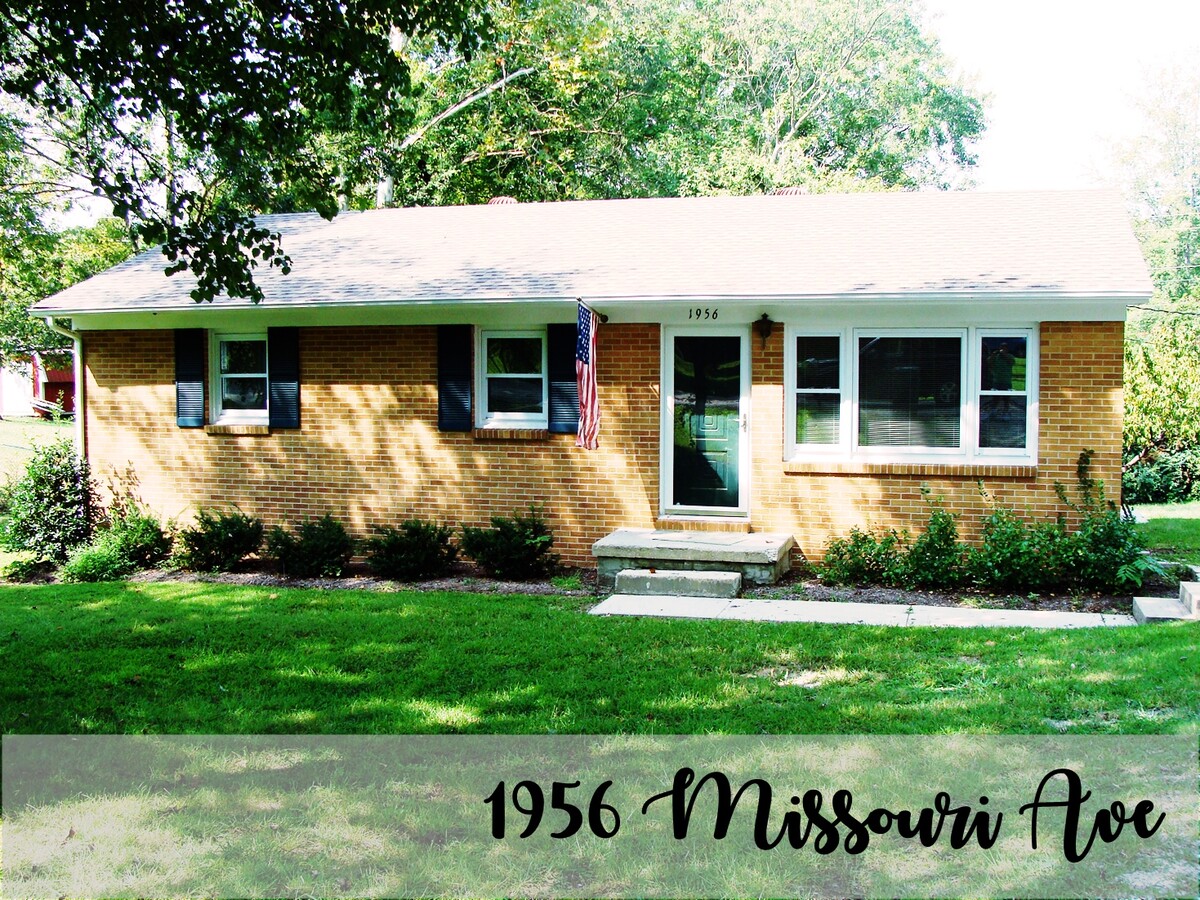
[
  {"left": 205, "top": 424, "right": 271, "bottom": 436},
  {"left": 472, "top": 428, "right": 549, "bottom": 442},
  {"left": 783, "top": 460, "right": 1037, "bottom": 479}
]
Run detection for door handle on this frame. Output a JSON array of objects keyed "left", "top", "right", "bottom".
[{"left": 741, "top": 413, "right": 748, "bottom": 432}]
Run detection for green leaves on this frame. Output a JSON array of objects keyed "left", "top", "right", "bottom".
[{"left": 0, "top": 0, "right": 488, "bottom": 302}]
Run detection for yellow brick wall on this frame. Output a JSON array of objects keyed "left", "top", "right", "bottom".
[
  {"left": 84, "top": 320, "right": 1123, "bottom": 567},
  {"left": 84, "top": 325, "right": 661, "bottom": 564}
]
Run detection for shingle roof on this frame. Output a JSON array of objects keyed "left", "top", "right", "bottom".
[{"left": 32, "top": 189, "right": 1151, "bottom": 315}]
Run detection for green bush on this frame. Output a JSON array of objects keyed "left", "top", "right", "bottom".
[
  {"left": 62, "top": 539, "right": 134, "bottom": 583},
  {"left": 108, "top": 507, "right": 173, "bottom": 568},
  {"left": 366, "top": 520, "right": 458, "bottom": 581},
  {"left": 267, "top": 513, "right": 354, "bottom": 578},
  {"left": 1060, "top": 507, "right": 1146, "bottom": 592},
  {"left": 0, "top": 439, "right": 97, "bottom": 562},
  {"left": 177, "top": 508, "right": 264, "bottom": 572},
  {"left": 903, "top": 506, "right": 966, "bottom": 588},
  {"left": 968, "top": 508, "right": 1066, "bottom": 592},
  {"left": 1122, "top": 450, "right": 1200, "bottom": 504},
  {"left": 817, "top": 527, "right": 906, "bottom": 586},
  {"left": 460, "top": 506, "right": 559, "bottom": 579}
]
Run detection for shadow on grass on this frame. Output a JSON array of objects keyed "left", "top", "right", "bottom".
[{"left": 0, "top": 582, "right": 1196, "bottom": 736}]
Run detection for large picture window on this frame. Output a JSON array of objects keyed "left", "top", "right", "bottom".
[
  {"left": 478, "top": 330, "right": 548, "bottom": 427},
  {"left": 786, "top": 326, "right": 1036, "bottom": 463},
  {"left": 858, "top": 335, "right": 962, "bottom": 449}
]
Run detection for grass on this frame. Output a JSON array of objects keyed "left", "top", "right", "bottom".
[
  {"left": 0, "top": 415, "right": 72, "bottom": 483},
  {"left": 0, "top": 581, "right": 1195, "bottom": 736},
  {"left": 1134, "top": 500, "right": 1200, "bottom": 565}
]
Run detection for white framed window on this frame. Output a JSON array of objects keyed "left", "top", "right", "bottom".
[
  {"left": 976, "top": 329, "right": 1036, "bottom": 457},
  {"left": 787, "top": 333, "right": 846, "bottom": 451},
  {"left": 477, "top": 329, "right": 548, "bottom": 427},
  {"left": 785, "top": 326, "right": 1037, "bottom": 464},
  {"left": 210, "top": 332, "right": 268, "bottom": 424}
]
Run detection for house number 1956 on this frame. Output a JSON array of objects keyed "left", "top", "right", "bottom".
[{"left": 688, "top": 307, "right": 719, "bottom": 320}]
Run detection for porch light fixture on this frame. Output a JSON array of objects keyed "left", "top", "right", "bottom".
[{"left": 755, "top": 313, "right": 774, "bottom": 348}]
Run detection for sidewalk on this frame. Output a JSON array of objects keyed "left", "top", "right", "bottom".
[{"left": 590, "top": 594, "right": 1136, "bottom": 629}]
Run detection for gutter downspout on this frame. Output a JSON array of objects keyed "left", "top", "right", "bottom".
[{"left": 44, "top": 317, "right": 84, "bottom": 457}]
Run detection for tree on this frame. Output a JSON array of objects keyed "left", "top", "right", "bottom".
[
  {"left": 0, "top": 217, "right": 132, "bottom": 361},
  {"left": 0, "top": 0, "right": 487, "bottom": 303},
  {"left": 323, "top": 0, "right": 983, "bottom": 207},
  {"left": 1124, "top": 318, "right": 1200, "bottom": 466}
]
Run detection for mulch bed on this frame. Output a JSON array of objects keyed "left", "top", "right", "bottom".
[{"left": 120, "top": 559, "right": 1176, "bottom": 616}]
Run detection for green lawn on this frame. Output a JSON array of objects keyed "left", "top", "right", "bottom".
[
  {"left": 1134, "top": 500, "right": 1200, "bottom": 565},
  {"left": 0, "top": 415, "right": 72, "bottom": 483},
  {"left": 0, "top": 582, "right": 1195, "bottom": 735}
]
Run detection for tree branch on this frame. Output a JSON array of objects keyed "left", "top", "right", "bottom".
[{"left": 396, "top": 66, "right": 537, "bottom": 155}]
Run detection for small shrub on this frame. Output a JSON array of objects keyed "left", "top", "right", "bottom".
[
  {"left": 1055, "top": 452, "right": 1148, "bottom": 592},
  {"left": 267, "top": 513, "right": 354, "bottom": 578},
  {"left": 1060, "top": 507, "right": 1146, "bottom": 592},
  {"left": 460, "top": 506, "right": 559, "bottom": 580},
  {"left": 108, "top": 508, "right": 173, "bottom": 568},
  {"left": 177, "top": 508, "right": 264, "bottom": 572},
  {"left": 62, "top": 539, "right": 134, "bottom": 583},
  {"left": 0, "top": 439, "right": 97, "bottom": 562},
  {"left": 366, "top": 520, "right": 458, "bottom": 581},
  {"left": 817, "top": 527, "right": 906, "bottom": 586},
  {"left": 969, "top": 509, "right": 1066, "bottom": 592},
  {"left": 904, "top": 506, "right": 966, "bottom": 588}
]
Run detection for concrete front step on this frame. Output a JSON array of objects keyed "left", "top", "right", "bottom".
[
  {"left": 614, "top": 568, "right": 741, "bottom": 598},
  {"left": 593, "top": 528, "right": 795, "bottom": 590},
  {"left": 1133, "top": 581, "right": 1200, "bottom": 624},
  {"left": 1181, "top": 582, "right": 1199, "bottom": 615}
]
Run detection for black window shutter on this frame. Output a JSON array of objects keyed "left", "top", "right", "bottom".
[
  {"left": 438, "top": 325, "right": 473, "bottom": 431},
  {"left": 174, "top": 329, "right": 205, "bottom": 428},
  {"left": 547, "top": 323, "right": 579, "bottom": 434},
  {"left": 268, "top": 327, "right": 301, "bottom": 429}
]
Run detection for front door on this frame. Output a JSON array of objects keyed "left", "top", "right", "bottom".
[{"left": 665, "top": 332, "right": 749, "bottom": 514}]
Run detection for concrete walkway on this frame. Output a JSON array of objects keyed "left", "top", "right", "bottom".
[{"left": 590, "top": 594, "right": 1137, "bottom": 629}]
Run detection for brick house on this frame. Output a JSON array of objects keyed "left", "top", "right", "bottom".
[{"left": 32, "top": 190, "right": 1150, "bottom": 566}]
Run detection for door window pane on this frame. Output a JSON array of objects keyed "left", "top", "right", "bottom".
[
  {"left": 673, "top": 336, "right": 741, "bottom": 508},
  {"left": 858, "top": 336, "right": 961, "bottom": 448}
]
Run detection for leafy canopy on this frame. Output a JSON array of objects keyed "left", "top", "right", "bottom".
[{"left": 0, "top": 0, "right": 487, "bottom": 302}]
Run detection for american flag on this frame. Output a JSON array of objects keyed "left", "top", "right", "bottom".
[{"left": 575, "top": 301, "right": 600, "bottom": 449}]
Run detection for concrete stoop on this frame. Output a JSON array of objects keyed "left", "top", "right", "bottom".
[
  {"left": 614, "top": 568, "right": 741, "bottom": 598},
  {"left": 593, "top": 528, "right": 795, "bottom": 591},
  {"left": 1133, "top": 582, "right": 1200, "bottom": 624}
]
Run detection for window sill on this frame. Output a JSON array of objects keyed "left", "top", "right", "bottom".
[
  {"left": 472, "top": 427, "right": 549, "bottom": 442},
  {"left": 205, "top": 424, "right": 271, "bottom": 436},
  {"left": 783, "top": 460, "right": 1037, "bottom": 479}
]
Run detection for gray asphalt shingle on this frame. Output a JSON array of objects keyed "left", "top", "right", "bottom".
[{"left": 32, "top": 189, "right": 1151, "bottom": 315}]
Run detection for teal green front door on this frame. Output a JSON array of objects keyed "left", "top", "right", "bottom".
[{"left": 670, "top": 334, "right": 746, "bottom": 511}]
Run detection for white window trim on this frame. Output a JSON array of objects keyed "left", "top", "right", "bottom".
[
  {"left": 209, "top": 332, "right": 269, "bottom": 425},
  {"left": 476, "top": 329, "right": 549, "bottom": 428},
  {"left": 975, "top": 327, "right": 1039, "bottom": 460},
  {"left": 784, "top": 325, "right": 1038, "bottom": 465},
  {"left": 783, "top": 330, "right": 849, "bottom": 456}
]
